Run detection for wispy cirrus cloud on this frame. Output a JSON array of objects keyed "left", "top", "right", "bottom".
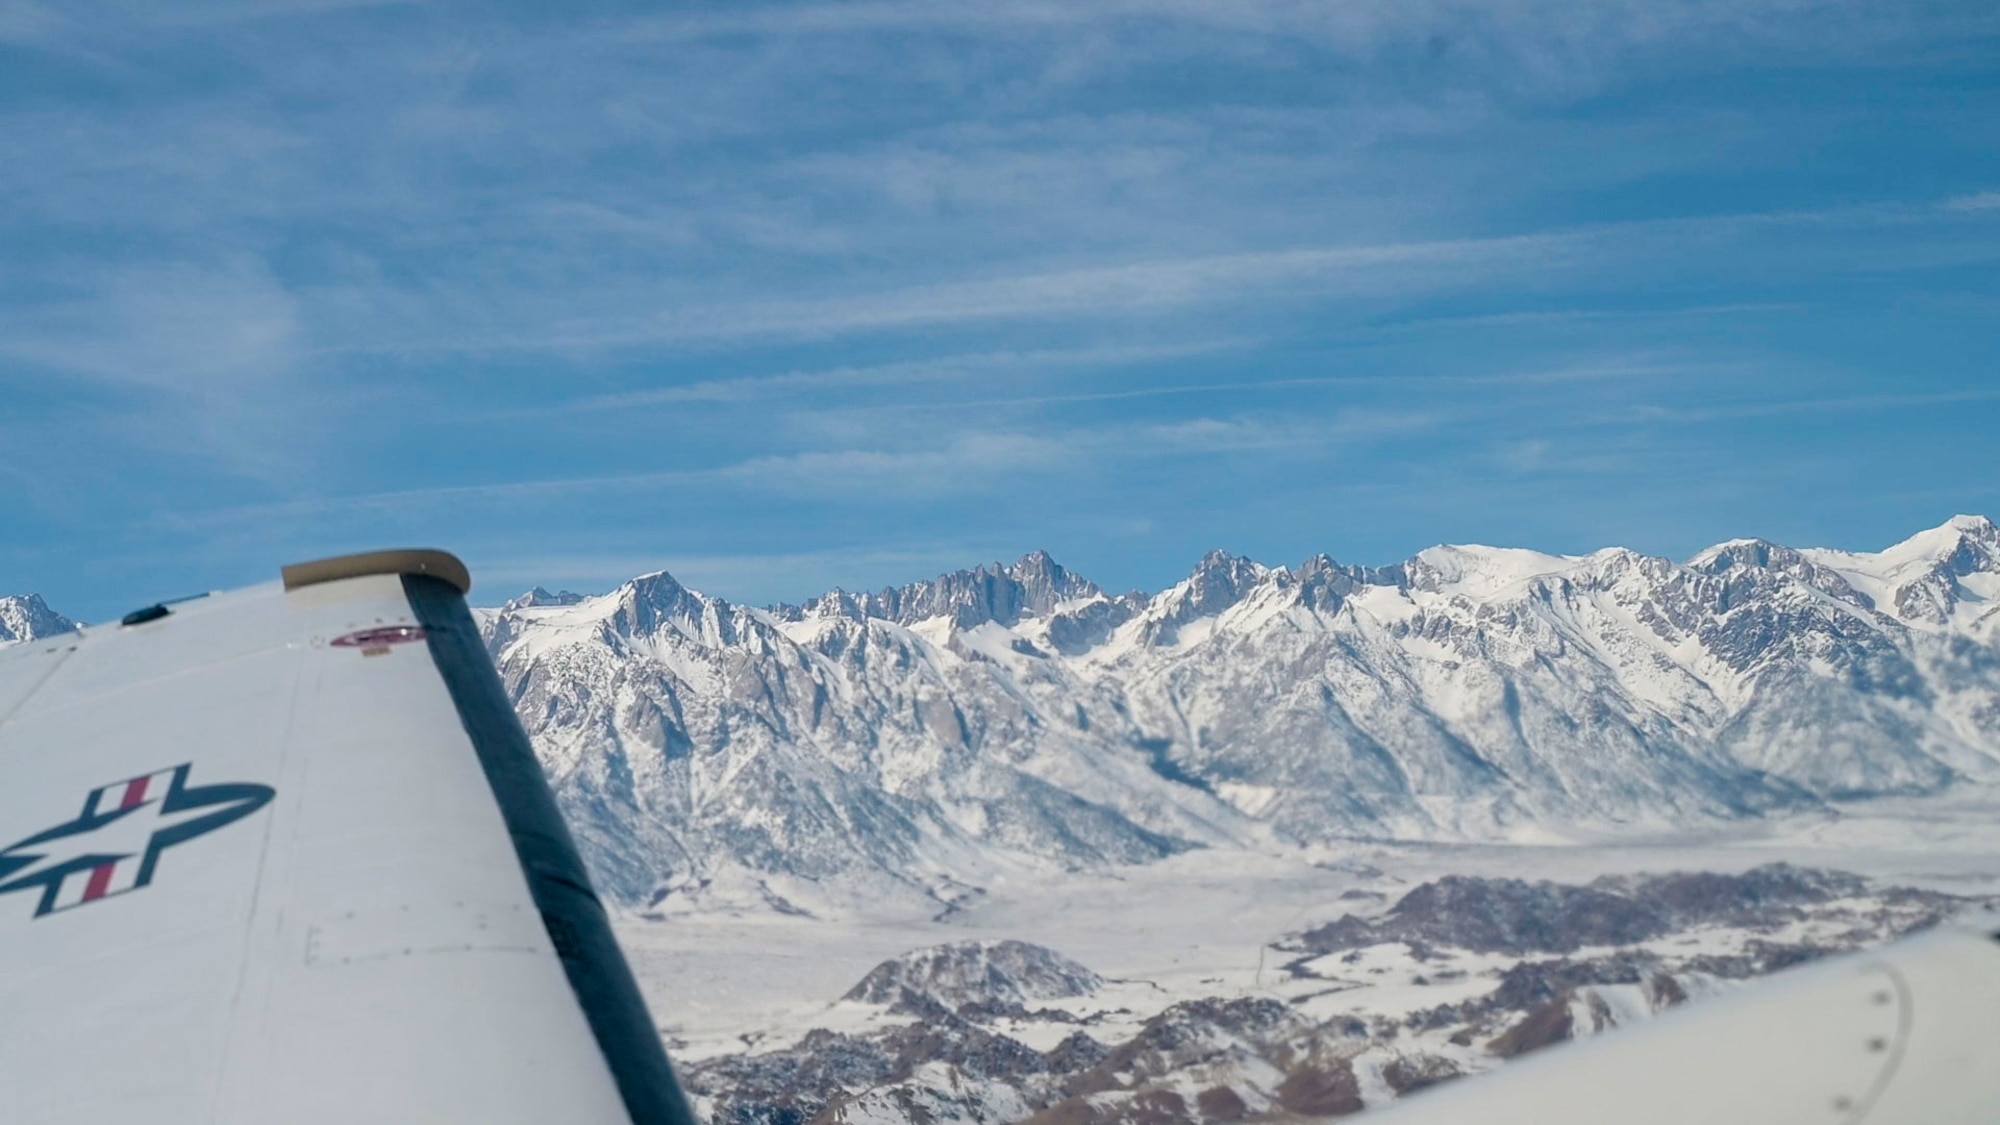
[
  {"left": 1944, "top": 191, "right": 2000, "bottom": 213},
  {"left": 146, "top": 400, "right": 1447, "bottom": 535},
  {"left": 548, "top": 342, "right": 1239, "bottom": 411},
  {"left": 287, "top": 193, "right": 2000, "bottom": 360},
  {"left": 0, "top": 257, "right": 318, "bottom": 477},
  {"left": 613, "top": 0, "right": 1978, "bottom": 63},
  {"left": 1610, "top": 387, "right": 2000, "bottom": 425},
  {"left": 0, "top": 258, "right": 301, "bottom": 392}
]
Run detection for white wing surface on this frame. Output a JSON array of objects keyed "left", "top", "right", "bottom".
[
  {"left": 0, "top": 551, "right": 695, "bottom": 1125},
  {"left": 1372, "top": 923, "right": 2000, "bottom": 1124}
]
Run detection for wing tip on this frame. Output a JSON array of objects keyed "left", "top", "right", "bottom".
[{"left": 282, "top": 549, "right": 473, "bottom": 596}]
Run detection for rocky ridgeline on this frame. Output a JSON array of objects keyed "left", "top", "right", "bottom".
[
  {"left": 692, "top": 960, "right": 1381, "bottom": 1125},
  {"left": 481, "top": 516, "right": 2000, "bottom": 910},
  {"left": 0, "top": 594, "right": 77, "bottom": 645},
  {"left": 686, "top": 868, "right": 1987, "bottom": 1125},
  {"left": 1295, "top": 863, "right": 1875, "bottom": 956},
  {"left": 844, "top": 939, "right": 1105, "bottom": 1015}
]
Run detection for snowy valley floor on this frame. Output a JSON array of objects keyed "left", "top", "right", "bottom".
[{"left": 615, "top": 798, "right": 2000, "bottom": 1125}]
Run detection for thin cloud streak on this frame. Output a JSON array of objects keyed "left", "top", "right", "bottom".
[
  {"left": 1366, "top": 302, "right": 1805, "bottom": 333},
  {"left": 311, "top": 229, "right": 1582, "bottom": 356},
  {"left": 1612, "top": 387, "right": 2000, "bottom": 425},
  {"left": 309, "top": 193, "right": 1996, "bottom": 357},
  {"left": 850, "top": 359, "right": 1710, "bottom": 415},
  {"left": 147, "top": 406, "right": 1443, "bottom": 531},
  {"left": 143, "top": 0, "right": 423, "bottom": 28},
  {"left": 139, "top": 370, "right": 1991, "bottom": 533},
  {"left": 546, "top": 341, "right": 1240, "bottom": 413},
  {"left": 612, "top": 0, "right": 1956, "bottom": 57}
]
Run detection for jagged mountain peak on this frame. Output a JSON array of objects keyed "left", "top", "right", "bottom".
[
  {"left": 0, "top": 594, "right": 78, "bottom": 645},
  {"left": 502, "top": 586, "right": 587, "bottom": 611},
  {"left": 600, "top": 570, "right": 766, "bottom": 649},
  {"left": 1752, "top": 515, "right": 1999, "bottom": 576},
  {"left": 779, "top": 550, "right": 1105, "bottom": 629},
  {"left": 1892, "top": 514, "right": 2000, "bottom": 573},
  {"left": 1687, "top": 537, "right": 1795, "bottom": 571},
  {"left": 1294, "top": 553, "right": 1358, "bottom": 612},
  {"left": 1297, "top": 552, "right": 1342, "bottom": 574},
  {"left": 1174, "top": 549, "right": 1270, "bottom": 607},
  {"left": 1795, "top": 514, "right": 2000, "bottom": 630},
  {"left": 486, "top": 569, "right": 759, "bottom": 658},
  {"left": 1684, "top": 538, "right": 1870, "bottom": 612},
  {"left": 1127, "top": 550, "right": 1274, "bottom": 646},
  {"left": 1007, "top": 548, "right": 1089, "bottom": 598},
  {"left": 626, "top": 568, "right": 687, "bottom": 593}
]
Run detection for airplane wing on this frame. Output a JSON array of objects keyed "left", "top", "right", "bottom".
[
  {"left": 0, "top": 550, "right": 695, "bottom": 1125},
  {"left": 1370, "top": 921, "right": 2000, "bottom": 1124}
]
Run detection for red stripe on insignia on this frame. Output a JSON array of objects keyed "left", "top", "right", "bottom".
[
  {"left": 120, "top": 776, "right": 150, "bottom": 810},
  {"left": 83, "top": 863, "right": 116, "bottom": 902}
]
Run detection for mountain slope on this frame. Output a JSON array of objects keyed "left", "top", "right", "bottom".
[
  {"left": 483, "top": 570, "right": 1241, "bottom": 909},
  {"left": 0, "top": 595, "right": 78, "bottom": 645},
  {"left": 484, "top": 517, "right": 2000, "bottom": 908}
]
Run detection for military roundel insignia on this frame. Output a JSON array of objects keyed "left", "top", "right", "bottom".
[
  {"left": 331, "top": 625, "right": 428, "bottom": 657},
  {"left": 0, "top": 764, "right": 274, "bottom": 919}
]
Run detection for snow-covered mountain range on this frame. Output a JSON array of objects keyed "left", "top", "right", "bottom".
[
  {"left": 478, "top": 516, "right": 2000, "bottom": 911},
  {"left": 7, "top": 522, "right": 1996, "bottom": 913}
]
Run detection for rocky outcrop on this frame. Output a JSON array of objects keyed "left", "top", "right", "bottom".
[
  {"left": 683, "top": 867, "right": 1988, "bottom": 1125},
  {"left": 0, "top": 594, "right": 77, "bottom": 644},
  {"left": 844, "top": 941, "right": 1104, "bottom": 1012},
  {"left": 1299, "top": 864, "right": 1883, "bottom": 956}
]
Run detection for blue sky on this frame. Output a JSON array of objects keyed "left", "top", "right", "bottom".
[{"left": 3, "top": 0, "right": 1998, "bottom": 621}]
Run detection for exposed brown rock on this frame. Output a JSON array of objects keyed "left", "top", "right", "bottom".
[
  {"left": 1648, "top": 973, "right": 1687, "bottom": 1009},
  {"left": 1487, "top": 995, "right": 1575, "bottom": 1058},
  {"left": 1021, "top": 1088, "right": 1201, "bottom": 1125},
  {"left": 1381, "top": 1054, "right": 1462, "bottom": 1095},
  {"left": 1020, "top": 1098, "right": 1102, "bottom": 1125},
  {"left": 1195, "top": 1087, "right": 1247, "bottom": 1121},
  {"left": 1297, "top": 865, "right": 1895, "bottom": 958},
  {"left": 1045, "top": 1031, "right": 1110, "bottom": 1075},
  {"left": 1130, "top": 1089, "right": 1192, "bottom": 1125},
  {"left": 1276, "top": 1059, "right": 1364, "bottom": 1116}
]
